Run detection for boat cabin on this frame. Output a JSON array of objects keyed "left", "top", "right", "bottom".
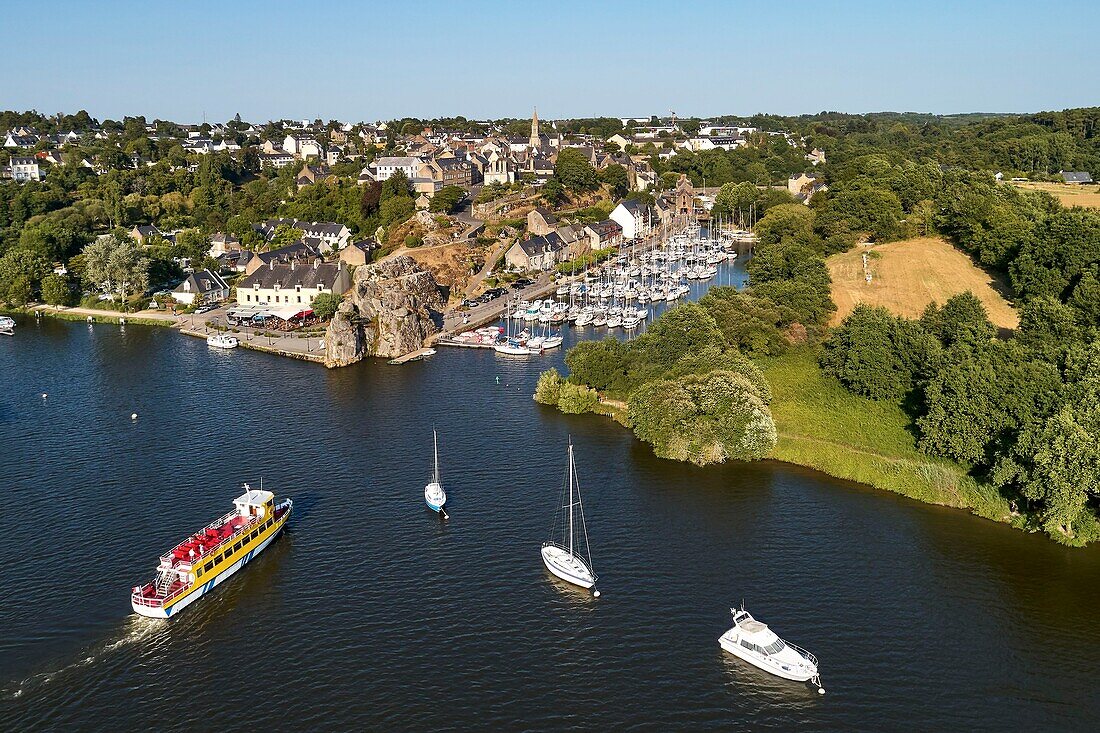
[{"left": 235, "top": 487, "right": 275, "bottom": 521}]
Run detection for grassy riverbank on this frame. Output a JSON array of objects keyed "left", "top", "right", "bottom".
[
  {"left": 758, "top": 347, "right": 1016, "bottom": 525},
  {"left": 1, "top": 305, "right": 178, "bottom": 328}
]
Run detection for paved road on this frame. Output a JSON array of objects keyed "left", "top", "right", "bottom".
[
  {"left": 452, "top": 184, "right": 483, "bottom": 226},
  {"left": 443, "top": 273, "right": 557, "bottom": 335}
]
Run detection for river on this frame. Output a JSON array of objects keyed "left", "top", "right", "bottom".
[{"left": 2, "top": 261, "right": 1100, "bottom": 730}]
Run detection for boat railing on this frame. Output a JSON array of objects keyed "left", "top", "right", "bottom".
[
  {"left": 158, "top": 508, "right": 254, "bottom": 566},
  {"left": 784, "top": 640, "right": 819, "bottom": 668}
]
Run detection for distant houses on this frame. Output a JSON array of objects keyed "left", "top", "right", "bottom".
[
  {"left": 7, "top": 156, "right": 43, "bottom": 182},
  {"left": 255, "top": 219, "right": 352, "bottom": 253},
  {"left": 1061, "top": 171, "right": 1094, "bottom": 185},
  {"left": 172, "top": 269, "right": 230, "bottom": 305},
  {"left": 788, "top": 172, "right": 827, "bottom": 202}
]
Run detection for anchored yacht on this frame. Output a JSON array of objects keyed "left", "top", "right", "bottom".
[{"left": 719, "top": 606, "right": 824, "bottom": 693}]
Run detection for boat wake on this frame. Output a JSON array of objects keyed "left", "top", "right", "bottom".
[{"left": 2, "top": 616, "right": 164, "bottom": 700}]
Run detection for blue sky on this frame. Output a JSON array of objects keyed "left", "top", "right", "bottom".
[{"left": 3, "top": 0, "right": 1097, "bottom": 123}]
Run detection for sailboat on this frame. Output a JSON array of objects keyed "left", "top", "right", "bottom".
[
  {"left": 541, "top": 441, "right": 599, "bottom": 596},
  {"left": 424, "top": 429, "right": 448, "bottom": 519}
]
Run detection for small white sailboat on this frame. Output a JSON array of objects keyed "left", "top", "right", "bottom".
[
  {"left": 424, "top": 429, "right": 448, "bottom": 518},
  {"left": 719, "top": 606, "right": 824, "bottom": 693},
  {"left": 541, "top": 441, "right": 599, "bottom": 596}
]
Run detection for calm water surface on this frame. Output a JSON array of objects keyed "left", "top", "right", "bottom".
[{"left": 2, "top": 267, "right": 1100, "bottom": 730}]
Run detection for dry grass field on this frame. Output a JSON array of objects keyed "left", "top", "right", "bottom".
[
  {"left": 1011, "top": 181, "right": 1100, "bottom": 208},
  {"left": 826, "top": 237, "right": 1018, "bottom": 329}
]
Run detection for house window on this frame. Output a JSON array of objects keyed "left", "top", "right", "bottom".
[{"left": 246, "top": 294, "right": 251, "bottom": 302}]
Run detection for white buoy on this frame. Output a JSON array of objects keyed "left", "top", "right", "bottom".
[
  {"left": 818, "top": 687, "right": 826, "bottom": 695},
  {"left": 41, "top": 393, "right": 47, "bottom": 399},
  {"left": 592, "top": 589, "right": 601, "bottom": 598},
  {"left": 131, "top": 413, "right": 138, "bottom": 420}
]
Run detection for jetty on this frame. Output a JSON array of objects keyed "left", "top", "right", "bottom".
[{"left": 388, "top": 347, "right": 434, "bottom": 364}]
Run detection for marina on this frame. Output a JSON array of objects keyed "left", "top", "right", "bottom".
[{"left": 439, "top": 224, "right": 749, "bottom": 354}]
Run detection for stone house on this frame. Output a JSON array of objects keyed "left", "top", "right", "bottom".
[
  {"left": 504, "top": 232, "right": 568, "bottom": 271},
  {"left": 527, "top": 206, "right": 559, "bottom": 236},
  {"left": 583, "top": 219, "right": 623, "bottom": 250}
]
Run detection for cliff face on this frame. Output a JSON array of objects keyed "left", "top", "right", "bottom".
[{"left": 324, "top": 255, "right": 443, "bottom": 367}]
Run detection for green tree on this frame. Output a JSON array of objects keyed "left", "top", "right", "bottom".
[
  {"left": 429, "top": 186, "right": 465, "bottom": 214},
  {"left": 0, "top": 249, "right": 50, "bottom": 304},
  {"left": 40, "top": 273, "right": 75, "bottom": 306},
  {"left": 554, "top": 148, "right": 598, "bottom": 193},
  {"left": 754, "top": 204, "right": 815, "bottom": 246},
  {"left": 599, "top": 164, "right": 631, "bottom": 199},
  {"left": 920, "top": 292, "right": 996, "bottom": 348},
  {"left": 311, "top": 291, "right": 343, "bottom": 321},
  {"left": 380, "top": 196, "right": 414, "bottom": 227},
  {"left": 82, "top": 234, "right": 149, "bottom": 302}
]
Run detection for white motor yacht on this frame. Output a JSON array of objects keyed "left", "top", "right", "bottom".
[
  {"left": 719, "top": 607, "right": 824, "bottom": 693},
  {"left": 207, "top": 333, "right": 239, "bottom": 349}
]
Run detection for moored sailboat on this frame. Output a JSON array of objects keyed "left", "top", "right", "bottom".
[
  {"left": 541, "top": 441, "right": 599, "bottom": 596},
  {"left": 425, "top": 429, "right": 448, "bottom": 518}
]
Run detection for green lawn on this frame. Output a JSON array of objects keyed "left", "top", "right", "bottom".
[{"left": 759, "top": 348, "right": 1013, "bottom": 523}]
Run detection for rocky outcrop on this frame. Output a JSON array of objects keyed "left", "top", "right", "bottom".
[{"left": 324, "top": 255, "right": 443, "bottom": 367}]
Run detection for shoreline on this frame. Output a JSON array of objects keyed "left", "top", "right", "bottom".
[
  {"left": 539, "top": 348, "right": 1053, "bottom": 545},
  {"left": 554, "top": 397, "right": 1031, "bottom": 540}
]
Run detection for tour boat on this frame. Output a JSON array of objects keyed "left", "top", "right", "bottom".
[
  {"left": 424, "top": 429, "right": 448, "bottom": 517},
  {"left": 719, "top": 606, "right": 824, "bottom": 693},
  {"left": 207, "top": 333, "right": 239, "bottom": 349},
  {"left": 131, "top": 485, "right": 292, "bottom": 619},
  {"left": 0, "top": 316, "right": 14, "bottom": 334},
  {"left": 541, "top": 441, "right": 599, "bottom": 596}
]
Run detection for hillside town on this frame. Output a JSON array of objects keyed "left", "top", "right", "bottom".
[{"left": 0, "top": 109, "right": 834, "bottom": 334}]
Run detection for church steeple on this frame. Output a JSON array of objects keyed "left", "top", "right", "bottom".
[{"left": 529, "top": 107, "right": 540, "bottom": 149}]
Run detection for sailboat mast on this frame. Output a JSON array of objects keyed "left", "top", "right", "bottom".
[
  {"left": 568, "top": 443, "right": 574, "bottom": 556},
  {"left": 433, "top": 429, "right": 440, "bottom": 484}
]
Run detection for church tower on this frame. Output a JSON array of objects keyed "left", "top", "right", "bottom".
[{"left": 529, "top": 107, "right": 540, "bottom": 150}]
